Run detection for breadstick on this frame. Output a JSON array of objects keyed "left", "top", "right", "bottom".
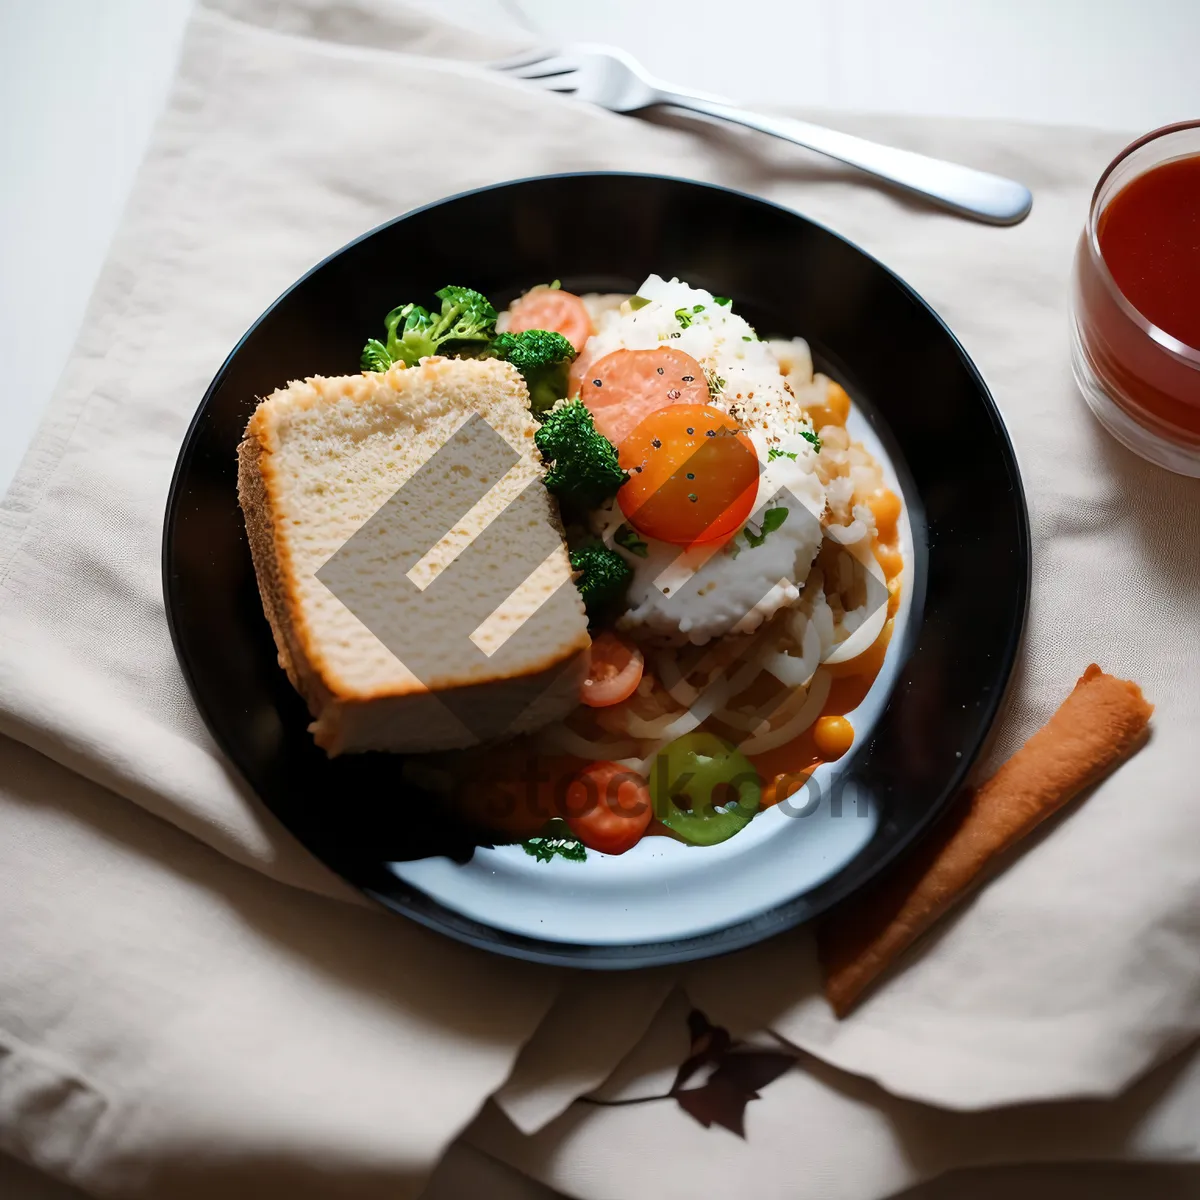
[{"left": 819, "top": 665, "right": 1154, "bottom": 1017}]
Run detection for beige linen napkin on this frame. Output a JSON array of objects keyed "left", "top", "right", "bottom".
[
  {"left": 463, "top": 988, "right": 1200, "bottom": 1200},
  {"left": 0, "top": 732, "right": 559, "bottom": 1200},
  {"left": 3, "top": 0, "right": 1199, "bottom": 1194}
]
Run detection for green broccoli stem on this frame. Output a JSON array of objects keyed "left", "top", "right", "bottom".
[
  {"left": 525, "top": 363, "right": 572, "bottom": 417},
  {"left": 490, "top": 330, "right": 577, "bottom": 416}
]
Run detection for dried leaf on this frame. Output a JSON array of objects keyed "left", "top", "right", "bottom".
[
  {"left": 669, "top": 1012, "right": 798, "bottom": 1138},
  {"left": 675, "top": 1075, "right": 752, "bottom": 1137},
  {"left": 709, "top": 1049, "right": 796, "bottom": 1097},
  {"left": 671, "top": 1010, "right": 733, "bottom": 1092}
]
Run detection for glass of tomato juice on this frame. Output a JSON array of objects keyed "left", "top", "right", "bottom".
[{"left": 1070, "top": 120, "right": 1200, "bottom": 476}]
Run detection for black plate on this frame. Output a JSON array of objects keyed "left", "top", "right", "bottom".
[{"left": 163, "top": 173, "right": 1029, "bottom": 968}]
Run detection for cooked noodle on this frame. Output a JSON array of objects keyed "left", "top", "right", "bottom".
[{"left": 736, "top": 669, "right": 832, "bottom": 755}]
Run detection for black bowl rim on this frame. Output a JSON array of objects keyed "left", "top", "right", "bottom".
[{"left": 163, "top": 170, "right": 1031, "bottom": 969}]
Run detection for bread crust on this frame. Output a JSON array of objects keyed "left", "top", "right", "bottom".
[{"left": 236, "top": 430, "right": 332, "bottom": 717}]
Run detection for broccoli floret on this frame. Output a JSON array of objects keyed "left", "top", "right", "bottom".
[
  {"left": 534, "top": 400, "right": 627, "bottom": 512},
  {"left": 492, "top": 329, "right": 575, "bottom": 374},
  {"left": 569, "top": 541, "right": 633, "bottom": 619},
  {"left": 361, "top": 339, "right": 393, "bottom": 372},
  {"left": 491, "top": 329, "right": 577, "bottom": 416},
  {"left": 434, "top": 285, "right": 498, "bottom": 343},
  {"left": 360, "top": 285, "right": 497, "bottom": 371}
]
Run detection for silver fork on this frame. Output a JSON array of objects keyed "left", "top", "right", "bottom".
[{"left": 495, "top": 45, "right": 1032, "bottom": 226}]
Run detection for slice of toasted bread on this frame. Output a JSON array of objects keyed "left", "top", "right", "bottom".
[{"left": 238, "top": 357, "right": 590, "bottom": 756}]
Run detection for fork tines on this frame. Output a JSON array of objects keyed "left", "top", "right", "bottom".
[{"left": 491, "top": 49, "right": 579, "bottom": 81}]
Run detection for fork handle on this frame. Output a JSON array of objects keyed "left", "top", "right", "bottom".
[{"left": 654, "top": 91, "right": 1032, "bottom": 226}]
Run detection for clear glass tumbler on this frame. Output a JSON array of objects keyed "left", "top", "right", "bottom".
[{"left": 1070, "top": 121, "right": 1200, "bottom": 476}]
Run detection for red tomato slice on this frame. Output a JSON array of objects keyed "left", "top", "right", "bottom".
[
  {"left": 564, "top": 761, "right": 653, "bottom": 855},
  {"left": 508, "top": 287, "right": 593, "bottom": 354},
  {"left": 579, "top": 348, "right": 709, "bottom": 447},
  {"left": 580, "top": 631, "right": 644, "bottom": 708},
  {"left": 618, "top": 404, "right": 760, "bottom": 546}
]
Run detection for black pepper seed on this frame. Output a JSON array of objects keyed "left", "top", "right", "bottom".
[
  {"left": 706, "top": 429, "right": 715, "bottom": 437},
  {"left": 592, "top": 379, "right": 602, "bottom": 387},
  {"left": 651, "top": 438, "right": 662, "bottom": 449},
  {"left": 656, "top": 367, "right": 665, "bottom": 375},
  {"left": 682, "top": 375, "right": 694, "bottom": 382},
  {"left": 686, "top": 472, "right": 695, "bottom": 480},
  {"left": 634, "top": 465, "right": 643, "bottom": 473},
  {"left": 686, "top": 427, "right": 694, "bottom": 434}
]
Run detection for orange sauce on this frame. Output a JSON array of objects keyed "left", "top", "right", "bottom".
[{"left": 453, "top": 745, "right": 585, "bottom": 836}]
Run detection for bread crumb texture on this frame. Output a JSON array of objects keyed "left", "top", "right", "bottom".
[{"left": 241, "top": 358, "right": 588, "bottom": 709}]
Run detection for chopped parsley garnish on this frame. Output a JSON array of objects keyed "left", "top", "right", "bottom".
[
  {"left": 628, "top": 295, "right": 651, "bottom": 311},
  {"left": 521, "top": 826, "right": 587, "bottom": 863},
  {"left": 743, "top": 506, "right": 789, "bottom": 548},
  {"left": 705, "top": 369, "right": 726, "bottom": 399},
  {"left": 692, "top": 303, "right": 705, "bottom": 313},
  {"left": 713, "top": 296, "right": 732, "bottom": 306},
  {"left": 742, "top": 334, "right": 755, "bottom": 342},
  {"left": 768, "top": 431, "right": 821, "bottom": 457},
  {"left": 675, "top": 307, "right": 694, "bottom": 329},
  {"left": 614, "top": 523, "right": 650, "bottom": 558}
]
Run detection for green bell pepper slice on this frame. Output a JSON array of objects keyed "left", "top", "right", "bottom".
[{"left": 649, "top": 732, "right": 761, "bottom": 846}]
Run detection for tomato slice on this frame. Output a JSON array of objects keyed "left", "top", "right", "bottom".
[
  {"left": 508, "top": 287, "right": 593, "bottom": 354},
  {"left": 579, "top": 348, "right": 709, "bottom": 447},
  {"left": 618, "top": 404, "right": 760, "bottom": 546},
  {"left": 581, "top": 631, "right": 644, "bottom": 708},
  {"left": 564, "top": 761, "right": 653, "bottom": 855}
]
